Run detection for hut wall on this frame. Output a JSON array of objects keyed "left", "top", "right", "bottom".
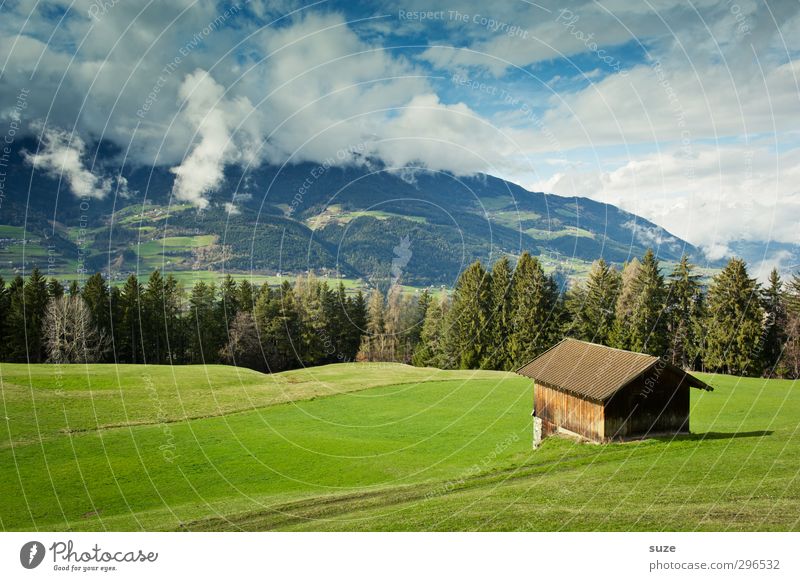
[
  {"left": 535, "top": 381, "right": 604, "bottom": 441},
  {"left": 603, "top": 365, "right": 690, "bottom": 440}
]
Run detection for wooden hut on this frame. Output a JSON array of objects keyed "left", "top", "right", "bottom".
[{"left": 516, "top": 339, "right": 712, "bottom": 446}]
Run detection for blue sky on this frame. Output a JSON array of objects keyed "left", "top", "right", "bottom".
[{"left": 1, "top": 0, "right": 799, "bottom": 270}]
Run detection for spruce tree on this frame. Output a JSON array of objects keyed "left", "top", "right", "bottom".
[
  {"left": 187, "top": 281, "right": 219, "bottom": 363},
  {"left": 23, "top": 268, "right": 49, "bottom": 362},
  {"left": 143, "top": 270, "right": 167, "bottom": 363},
  {"left": 82, "top": 272, "right": 111, "bottom": 340},
  {"left": 484, "top": 256, "right": 514, "bottom": 370},
  {"left": 781, "top": 274, "right": 800, "bottom": 378},
  {"left": 383, "top": 286, "right": 403, "bottom": 361},
  {"left": 358, "top": 289, "right": 386, "bottom": 361},
  {"left": 346, "top": 290, "right": 368, "bottom": 360},
  {"left": 564, "top": 281, "right": 588, "bottom": 339},
  {"left": 47, "top": 278, "right": 64, "bottom": 299},
  {"left": 508, "top": 253, "right": 557, "bottom": 368},
  {"left": 628, "top": 249, "right": 668, "bottom": 355},
  {"left": 761, "top": 268, "right": 788, "bottom": 376},
  {"left": 610, "top": 258, "right": 641, "bottom": 350},
  {"left": 408, "top": 288, "right": 432, "bottom": 350},
  {"left": 219, "top": 275, "right": 239, "bottom": 317},
  {"left": 164, "top": 274, "right": 184, "bottom": 363},
  {"left": 787, "top": 273, "right": 800, "bottom": 316},
  {"left": 666, "top": 255, "right": 704, "bottom": 369},
  {"left": 704, "top": 258, "right": 764, "bottom": 376},
  {"left": 448, "top": 260, "right": 492, "bottom": 369},
  {"left": 5, "top": 275, "right": 26, "bottom": 361},
  {"left": 271, "top": 281, "right": 303, "bottom": 371},
  {"left": 118, "top": 274, "right": 142, "bottom": 363},
  {"left": 579, "top": 259, "right": 621, "bottom": 345},
  {"left": 412, "top": 295, "right": 450, "bottom": 367},
  {"left": 293, "top": 274, "right": 329, "bottom": 364},
  {"left": 237, "top": 279, "right": 255, "bottom": 313}
]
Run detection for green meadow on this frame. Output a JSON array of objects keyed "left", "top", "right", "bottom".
[{"left": 0, "top": 363, "right": 797, "bottom": 531}]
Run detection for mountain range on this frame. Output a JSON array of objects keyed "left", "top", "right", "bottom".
[{"left": 1, "top": 139, "right": 711, "bottom": 287}]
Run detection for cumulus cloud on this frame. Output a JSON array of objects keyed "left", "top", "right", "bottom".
[
  {"left": 527, "top": 145, "right": 800, "bottom": 252},
  {"left": 2, "top": 0, "right": 799, "bottom": 253},
  {"left": 169, "top": 69, "right": 261, "bottom": 209},
  {"left": 22, "top": 125, "right": 112, "bottom": 199}
]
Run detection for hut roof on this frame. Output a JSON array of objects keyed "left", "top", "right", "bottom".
[{"left": 516, "top": 338, "right": 712, "bottom": 402}]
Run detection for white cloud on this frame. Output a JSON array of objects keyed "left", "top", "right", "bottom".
[
  {"left": 169, "top": 69, "right": 260, "bottom": 209},
  {"left": 526, "top": 144, "right": 800, "bottom": 251},
  {"left": 22, "top": 124, "right": 112, "bottom": 199},
  {"left": 2, "top": 0, "right": 799, "bottom": 251}
]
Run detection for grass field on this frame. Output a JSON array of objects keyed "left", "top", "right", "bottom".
[{"left": 0, "top": 363, "right": 797, "bottom": 531}]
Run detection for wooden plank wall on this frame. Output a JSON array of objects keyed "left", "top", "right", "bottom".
[
  {"left": 535, "top": 381, "right": 604, "bottom": 441},
  {"left": 603, "top": 367, "right": 691, "bottom": 440}
]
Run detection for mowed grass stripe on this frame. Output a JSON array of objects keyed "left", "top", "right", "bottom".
[
  {"left": 0, "top": 366, "right": 528, "bottom": 530},
  {"left": 0, "top": 363, "right": 504, "bottom": 447}
]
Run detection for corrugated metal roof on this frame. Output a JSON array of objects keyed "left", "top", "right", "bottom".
[{"left": 515, "top": 338, "right": 711, "bottom": 401}]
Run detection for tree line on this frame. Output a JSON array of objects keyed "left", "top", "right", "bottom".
[
  {"left": 404, "top": 250, "right": 799, "bottom": 378},
  {"left": 0, "top": 270, "right": 367, "bottom": 372},
  {"left": 1, "top": 249, "right": 799, "bottom": 378}
]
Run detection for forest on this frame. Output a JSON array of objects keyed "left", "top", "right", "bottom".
[{"left": 1, "top": 249, "right": 798, "bottom": 378}]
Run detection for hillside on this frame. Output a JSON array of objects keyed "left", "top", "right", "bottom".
[
  {"left": 0, "top": 140, "right": 704, "bottom": 286},
  {"left": 0, "top": 362, "right": 797, "bottom": 531}
]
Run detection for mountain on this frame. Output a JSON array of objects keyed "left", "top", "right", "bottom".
[{"left": 0, "top": 140, "right": 704, "bottom": 286}]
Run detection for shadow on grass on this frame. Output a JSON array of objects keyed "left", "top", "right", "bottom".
[{"left": 656, "top": 430, "right": 774, "bottom": 442}]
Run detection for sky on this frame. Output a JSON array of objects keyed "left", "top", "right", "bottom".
[{"left": 1, "top": 0, "right": 799, "bottom": 268}]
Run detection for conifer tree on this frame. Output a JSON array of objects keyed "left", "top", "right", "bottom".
[
  {"left": 118, "top": 274, "right": 142, "bottom": 363},
  {"left": 359, "top": 289, "right": 386, "bottom": 361},
  {"left": 781, "top": 273, "right": 800, "bottom": 377},
  {"left": 571, "top": 259, "right": 620, "bottom": 345},
  {"left": 293, "top": 274, "right": 329, "bottom": 364},
  {"left": 219, "top": 275, "right": 239, "bottom": 317},
  {"left": 345, "top": 290, "right": 368, "bottom": 360},
  {"left": 384, "top": 286, "right": 404, "bottom": 361},
  {"left": 761, "top": 268, "right": 788, "bottom": 375},
  {"left": 508, "top": 253, "right": 557, "bottom": 368},
  {"left": 628, "top": 249, "right": 668, "bottom": 355},
  {"left": 82, "top": 272, "right": 111, "bottom": 340},
  {"left": 787, "top": 273, "right": 800, "bottom": 316},
  {"left": 563, "top": 281, "right": 588, "bottom": 339},
  {"left": 163, "top": 274, "right": 184, "bottom": 363},
  {"left": 448, "top": 261, "right": 492, "bottom": 369},
  {"left": 484, "top": 256, "right": 514, "bottom": 370},
  {"left": 610, "top": 258, "right": 641, "bottom": 350},
  {"left": 47, "top": 278, "right": 64, "bottom": 299},
  {"left": 408, "top": 288, "right": 432, "bottom": 350},
  {"left": 412, "top": 295, "right": 451, "bottom": 367},
  {"left": 237, "top": 279, "right": 255, "bottom": 312},
  {"left": 704, "top": 258, "right": 764, "bottom": 376},
  {"left": 256, "top": 281, "right": 302, "bottom": 371},
  {"left": 187, "top": 281, "right": 219, "bottom": 363},
  {"left": 23, "top": 268, "right": 49, "bottom": 362},
  {"left": 5, "top": 275, "right": 26, "bottom": 361},
  {"left": 665, "top": 255, "right": 704, "bottom": 369},
  {"left": 143, "top": 270, "right": 167, "bottom": 363}
]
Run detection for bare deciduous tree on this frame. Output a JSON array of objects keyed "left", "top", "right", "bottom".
[
  {"left": 43, "top": 295, "right": 109, "bottom": 364},
  {"left": 220, "top": 311, "right": 264, "bottom": 371}
]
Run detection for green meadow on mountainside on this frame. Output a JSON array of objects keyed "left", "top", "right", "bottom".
[{"left": 1, "top": 362, "right": 797, "bottom": 531}]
